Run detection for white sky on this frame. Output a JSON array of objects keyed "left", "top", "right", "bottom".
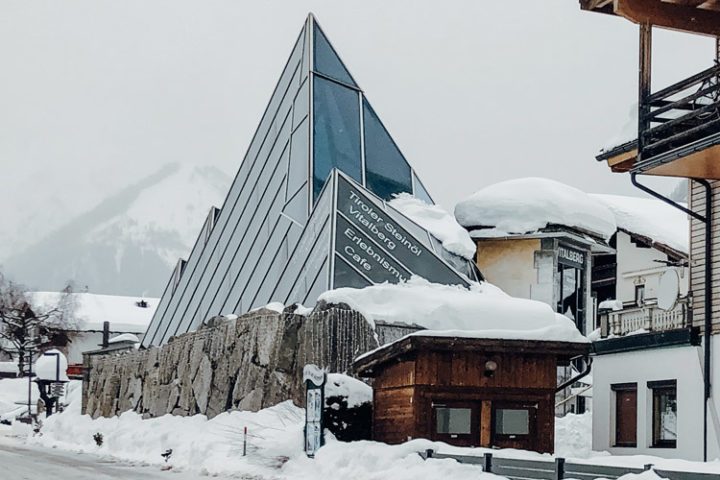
[{"left": 0, "top": 0, "right": 715, "bottom": 218}]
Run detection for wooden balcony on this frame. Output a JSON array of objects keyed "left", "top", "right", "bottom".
[
  {"left": 599, "top": 297, "right": 691, "bottom": 338},
  {"left": 598, "top": 64, "right": 720, "bottom": 178}
]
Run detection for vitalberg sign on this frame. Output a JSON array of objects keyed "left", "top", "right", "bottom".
[{"left": 334, "top": 177, "right": 469, "bottom": 287}]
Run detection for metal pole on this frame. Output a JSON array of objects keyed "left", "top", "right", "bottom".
[
  {"left": 27, "top": 349, "right": 32, "bottom": 417},
  {"left": 638, "top": 23, "right": 652, "bottom": 159},
  {"left": 243, "top": 426, "right": 247, "bottom": 456}
]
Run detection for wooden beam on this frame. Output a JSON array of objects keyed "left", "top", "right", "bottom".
[{"left": 614, "top": 0, "right": 720, "bottom": 36}]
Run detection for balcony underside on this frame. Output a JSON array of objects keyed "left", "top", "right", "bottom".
[
  {"left": 602, "top": 137, "right": 720, "bottom": 178},
  {"left": 581, "top": 0, "right": 720, "bottom": 37}
]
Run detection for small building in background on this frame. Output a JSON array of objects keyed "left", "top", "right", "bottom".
[
  {"left": 454, "top": 177, "right": 616, "bottom": 414},
  {"left": 30, "top": 292, "right": 157, "bottom": 375},
  {"left": 353, "top": 334, "right": 589, "bottom": 453}
]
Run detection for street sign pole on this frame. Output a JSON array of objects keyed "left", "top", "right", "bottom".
[{"left": 303, "top": 364, "right": 326, "bottom": 458}]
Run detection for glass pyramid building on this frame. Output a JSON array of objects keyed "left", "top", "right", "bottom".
[{"left": 142, "top": 15, "right": 481, "bottom": 347}]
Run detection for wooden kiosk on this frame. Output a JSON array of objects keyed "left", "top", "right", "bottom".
[{"left": 353, "top": 334, "right": 589, "bottom": 453}]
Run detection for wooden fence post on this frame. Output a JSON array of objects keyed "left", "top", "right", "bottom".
[
  {"left": 554, "top": 457, "right": 565, "bottom": 480},
  {"left": 483, "top": 453, "right": 493, "bottom": 473}
]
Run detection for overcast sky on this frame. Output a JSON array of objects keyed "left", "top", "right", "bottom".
[{"left": 1, "top": 0, "right": 716, "bottom": 216}]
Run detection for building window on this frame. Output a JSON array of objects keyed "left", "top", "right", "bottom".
[
  {"left": 635, "top": 284, "right": 645, "bottom": 306},
  {"left": 649, "top": 380, "right": 677, "bottom": 448},
  {"left": 435, "top": 407, "right": 472, "bottom": 435},
  {"left": 612, "top": 383, "right": 637, "bottom": 447},
  {"left": 494, "top": 408, "right": 530, "bottom": 436}
]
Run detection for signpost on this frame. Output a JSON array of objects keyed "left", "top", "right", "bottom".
[{"left": 303, "top": 364, "right": 326, "bottom": 457}]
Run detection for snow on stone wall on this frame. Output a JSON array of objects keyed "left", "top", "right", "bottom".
[{"left": 83, "top": 306, "right": 378, "bottom": 419}]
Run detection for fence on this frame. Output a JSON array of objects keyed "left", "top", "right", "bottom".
[{"left": 421, "top": 450, "right": 717, "bottom": 480}]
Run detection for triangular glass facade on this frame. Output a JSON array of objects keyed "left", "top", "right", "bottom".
[{"left": 142, "top": 15, "right": 478, "bottom": 347}]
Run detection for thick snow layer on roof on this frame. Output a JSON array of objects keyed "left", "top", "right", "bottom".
[
  {"left": 30, "top": 292, "right": 158, "bottom": 333},
  {"left": 455, "top": 178, "right": 616, "bottom": 240},
  {"left": 108, "top": 333, "right": 140, "bottom": 344},
  {"left": 591, "top": 194, "right": 689, "bottom": 254},
  {"left": 325, "top": 374, "right": 372, "bottom": 408},
  {"left": 320, "top": 277, "right": 587, "bottom": 344},
  {"left": 389, "top": 193, "right": 476, "bottom": 260}
]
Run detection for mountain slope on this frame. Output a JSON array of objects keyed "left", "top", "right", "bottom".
[{"left": 3, "top": 163, "right": 230, "bottom": 296}]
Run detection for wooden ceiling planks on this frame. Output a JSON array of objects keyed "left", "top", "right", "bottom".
[{"left": 580, "top": 0, "right": 720, "bottom": 35}]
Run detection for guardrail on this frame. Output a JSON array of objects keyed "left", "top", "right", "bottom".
[
  {"left": 421, "top": 450, "right": 716, "bottom": 480},
  {"left": 637, "top": 63, "right": 720, "bottom": 168},
  {"left": 600, "top": 298, "right": 690, "bottom": 338}
]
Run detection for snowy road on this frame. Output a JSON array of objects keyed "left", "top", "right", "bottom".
[{"left": 0, "top": 439, "right": 220, "bottom": 480}]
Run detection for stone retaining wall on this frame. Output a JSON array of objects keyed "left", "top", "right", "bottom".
[{"left": 82, "top": 306, "right": 378, "bottom": 419}]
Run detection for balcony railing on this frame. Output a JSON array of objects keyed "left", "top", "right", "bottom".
[
  {"left": 635, "top": 63, "right": 720, "bottom": 171},
  {"left": 600, "top": 297, "right": 690, "bottom": 338}
]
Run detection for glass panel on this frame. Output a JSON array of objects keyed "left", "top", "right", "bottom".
[
  {"left": 363, "top": 99, "right": 413, "bottom": 200},
  {"left": 313, "top": 22, "right": 357, "bottom": 87},
  {"left": 287, "top": 118, "right": 309, "bottom": 199},
  {"left": 293, "top": 78, "right": 309, "bottom": 129},
  {"left": 283, "top": 184, "right": 308, "bottom": 226},
  {"left": 313, "top": 76, "right": 362, "bottom": 201},
  {"left": 412, "top": 171, "right": 434, "bottom": 204},
  {"left": 333, "top": 255, "right": 372, "bottom": 289},
  {"left": 436, "top": 408, "right": 472, "bottom": 435},
  {"left": 653, "top": 388, "right": 677, "bottom": 445},
  {"left": 495, "top": 409, "right": 529, "bottom": 435},
  {"left": 304, "top": 258, "right": 330, "bottom": 305}
]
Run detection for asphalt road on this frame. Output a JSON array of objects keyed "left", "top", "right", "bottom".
[{"left": 0, "top": 439, "right": 217, "bottom": 480}]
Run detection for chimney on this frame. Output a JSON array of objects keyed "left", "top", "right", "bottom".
[{"left": 102, "top": 321, "right": 110, "bottom": 348}]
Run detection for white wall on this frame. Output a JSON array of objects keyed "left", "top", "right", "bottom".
[
  {"left": 592, "top": 338, "right": 720, "bottom": 460},
  {"left": 615, "top": 232, "right": 688, "bottom": 305}
]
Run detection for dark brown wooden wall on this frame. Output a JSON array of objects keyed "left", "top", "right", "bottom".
[
  {"left": 371, "top": 350, "right": 558, "bottom": 453},
  {"left": 415, "top": 351, "right": 556, "bottom": 389}
]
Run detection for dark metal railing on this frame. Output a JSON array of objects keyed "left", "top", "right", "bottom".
[
  {"left": 638, "top": 63, "right": 720, "bottom": 166},
  {"left": 421, "top": 450, "right": 717, "bottom": 480}
]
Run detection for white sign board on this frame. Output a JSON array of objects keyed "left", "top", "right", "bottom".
[{"left": 303, "top": 364, "right": 326, "bottom": 457}]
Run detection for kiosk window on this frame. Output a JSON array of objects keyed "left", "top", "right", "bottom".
[
  {"left": 649, "top": 380, "right": 677, "bottom": 448},
  {"left": 494, "top": 409, "right": 530, "bottom": 435},
  {"left": 435, "top": 407, "right": 472, "bottom": 435}
]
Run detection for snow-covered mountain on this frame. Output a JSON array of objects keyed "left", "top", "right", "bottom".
[{"left": 2, "top": 163, "right": 230, "bottom": 297}]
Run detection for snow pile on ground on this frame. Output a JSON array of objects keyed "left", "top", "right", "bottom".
[
  {"left": 554, "top": 412, "right": 594, "bottom": 459},
  {"left": 320, "top": 277, "right": 587, "bottom": 343},
  {"left": 455, "top": 178, "right": 616, "bottom": 240},
  {"left": 325, "top": 374, "right": 372, "bottom": 407},
  {"left": 0, "top": 378, "right": 81, "bottom": 422},
  {"left": 31, "top": 396, "right": 305, "bottom": 477},
  {"left": 30, "top": 292, "right": 158, "bottom": 333},
  {"left": 591, "top": 194, "right": 689, "bottom": 254},
  {"left": 389, "top": 193, "right": 476, "bottom": 260},
  {"left": 0, "top": 378, "right": 39, "bottom": 422}
]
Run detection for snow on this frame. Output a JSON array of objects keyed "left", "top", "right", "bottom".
[
  {"left": 325, "top": 374, "right": 372, "bottom": 408},
  {"left": 35, "top": 349, "right": 69, "bottom": 382},
  {"left": 591, "top": 194, "right": 689, "bottom": 254},
  {"left": 249, "top": 301, "right": 286, "bottom": 314},
  {"left": 601, "top": 103, "right": 638, "bottom": 154},
  {"left": 30, "top": 292, "right": 158, "bottom": 333},
  {"left": 320, "top": 277, "right": 587, "bottom": 344},
  {"left": 108, "top": 333, "right": 140, "bottom": 344},
  {"left": 455, "top": 177, "right": 617, "bottom": 240},
  {"left": 598, "top": 299, "right": 623, "bottom": 311},
  {"left": 0, "top": 362, "right": 18, "bottom": 375},
  {"left": 389, "top": 193, "right": 476, "bottom": 260},
  {"left": 0, "top": 378, "right": 39, "bottom": 422},
  {"left": 3, "top": 381, "right": 716, "bottom": 478}
]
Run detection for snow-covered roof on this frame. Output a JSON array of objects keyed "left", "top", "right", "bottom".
[
  {"left": 108, "top": 333, "right": 140, "bottom": 344},
  {"left": 389, "top": 193, "right": 476, "bottom": 260},
  {"left": 454, "top": 178, "right": 616, "bottom": 241},
  {"left": 325, "top": 373, "right": 372, "bottom": 408},
  {"left": 319, "top": 277, "right": 588, "bottom": 344},
  {"left": 591, "top": 194, "right": 689, "bottom": 255},
  {"left": 29, "top": 292, "right": 158, "bottom": 333}
]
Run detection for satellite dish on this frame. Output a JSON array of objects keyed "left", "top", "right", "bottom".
[{"left": 657, "top": 269, "right": 680, "bottom": 311}]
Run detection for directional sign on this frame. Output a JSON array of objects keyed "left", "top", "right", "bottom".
[
  {"left": 49, "top": 382, "right": 65, "bottom": 399},
  {"left": 303, "top": 364, "right": 326, "bottom": 457}
]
